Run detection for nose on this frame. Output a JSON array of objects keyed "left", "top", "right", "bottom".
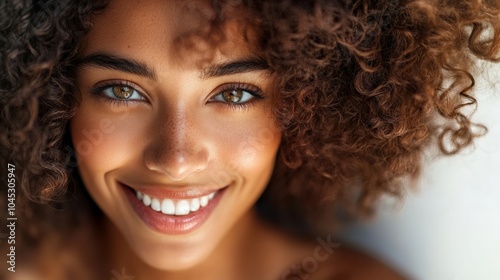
[{"left": 143, "top": 109, "right": 209, "bottom": 181}]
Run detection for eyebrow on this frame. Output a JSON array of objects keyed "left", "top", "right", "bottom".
[
  {"left": 75, "top": 52, "right": 269, "bottom": 81},
  {"left": 75, "top": 52, "right": 157, "bottom": 80},
  {"left": 200, "top": 58, "right": 270, "bottom": 79}
]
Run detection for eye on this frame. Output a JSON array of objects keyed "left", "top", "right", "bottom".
[
  {"left": 90, "top": 80, "right": 148, "bottom": 106},
  {"left": 209, "top": 83, "right": 265, "bottom": 108},
  {"left": 213, "top": 88, "right": 255, "bottom": 104},
  {"left": 101, "top": 84, "right": 145, "bottom": 101}
]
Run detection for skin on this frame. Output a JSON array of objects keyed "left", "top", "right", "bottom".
[
  {"left": 70, "top": 0, "right": 284, "bottom": 278},
  {"left": 69, "top": 0, "right": 407, "bottom": 279}
]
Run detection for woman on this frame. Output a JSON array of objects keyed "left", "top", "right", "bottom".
[{"left": 1, "top": 0, "right": 499, "bottom": 279}]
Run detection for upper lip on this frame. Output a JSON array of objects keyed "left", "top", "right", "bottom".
[{"left": 120, "top": 182, "right": 226, "bottom": 200}]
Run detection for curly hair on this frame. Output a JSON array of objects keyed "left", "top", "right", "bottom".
[{"left": 1, "top": 0, "right": 499, "bottom": 244}]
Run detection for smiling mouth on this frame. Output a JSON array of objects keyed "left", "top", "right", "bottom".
[
  {"left": 120, "top": 183, "right": 228, "bottom": 235},
  {"left": 135, "top": 189, "right": 217, "bottom": 216}
]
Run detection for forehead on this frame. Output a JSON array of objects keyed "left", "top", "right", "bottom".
[{"left": 80, "top": 0, "right": 258, "bottom": 69}]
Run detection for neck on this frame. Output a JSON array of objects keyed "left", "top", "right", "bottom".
[{"left": 102, "top": 209, "right": 269, "bottom": 280}]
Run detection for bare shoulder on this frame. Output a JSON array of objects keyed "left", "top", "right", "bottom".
[
  {"left": 250, "top": 220, "right": 409, "bottom": 280},
  {"left": 277, "top": 234, "right": 409, "bottom": 280},
  {"left": 320, "top": 245, "right": 409, "bottom": 280}
]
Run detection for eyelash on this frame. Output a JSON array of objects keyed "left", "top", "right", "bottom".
[
  {"left": 208, "top": 83, "right": 265, "bottom": 112},
  {"left": 89, "top": 80, "right": 265, "bottom": 110},
  {"left": 90, "top": 80, "right": 146, "bottom": 107}
]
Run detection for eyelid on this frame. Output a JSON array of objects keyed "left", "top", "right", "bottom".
[
  {"left": 208, "top": 82, "right": 265, "bottom": 103},
  {"left": 90, "top": 80, "right": 150, "bottom": 102}
]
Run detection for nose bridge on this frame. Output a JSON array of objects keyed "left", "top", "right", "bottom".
[
  {"left": 168, "top": 107, "right": 190, "bottom": 149},
  {"left": 144, "top": 104, "right": 209, "bottom": 181}
]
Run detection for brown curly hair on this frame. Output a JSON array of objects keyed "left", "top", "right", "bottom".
[{"left": 1, "top": 0, "right": 499, "bottom": 244}]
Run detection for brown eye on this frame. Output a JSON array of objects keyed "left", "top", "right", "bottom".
[
  {"left": 210, "top": 85, "right": 263, "bottom": 105},
  {"left": 112, "top": 86, "right": 134, "bottom": 99},
  {"left": 92, "top": 81, "right": 146, "bottom": 103},
  {"left": 222, "top": 89, "right": 244, "bottom": 103}
]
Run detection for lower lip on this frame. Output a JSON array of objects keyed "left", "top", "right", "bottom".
[{"left": 121, "top": 183, "right": 227, "bottom": 235}]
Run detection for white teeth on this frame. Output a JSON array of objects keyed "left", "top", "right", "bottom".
[
  {"left": 151, "top": 198, "right": 161, "bottom": 212},
  {"left": 175, "top": 200, "right": 190, "bottom": 216},
  {"left": 161, "top": 199, "right": 175, "bottom": 215},
  {"left": 200, "top": 196, "right": 209, "bottom": 207},
  {"left": 143, "top": 194, "right": 151, "bottom": 207},
  {"left": 135, "top": 190, "right": 218, "bottom": 216},
  {"left": 190, "top": 198, "right": 200, "bottom": 212}
]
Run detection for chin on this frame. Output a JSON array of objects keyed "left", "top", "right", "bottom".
[
  {"left": 116, "top": 218, "right": 221, "bottom": 272},
  {"left": 135, "top": 244, "right": 213, "bottom": 271}
]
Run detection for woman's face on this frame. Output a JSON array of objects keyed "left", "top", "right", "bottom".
[{"left": 70, "top": 0, "right": 281, "bottom": 271}]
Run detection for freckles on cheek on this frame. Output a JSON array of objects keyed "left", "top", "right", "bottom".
[
  {"left": 70, "top": 109, "right": 144, "bottom": 173},
  {"left": 70, "top": 116, "right": 115, "bottom": 171},
  {"left": 220, "top": 120, "right": 281, "bottom": 173}
]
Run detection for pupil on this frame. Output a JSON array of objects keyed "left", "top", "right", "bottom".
[
  {"left": 113, "top": 86, "right": 132, "bottom": 99},
  {"left": 223, "top": 90, "right": 243, "bottom": 102}
]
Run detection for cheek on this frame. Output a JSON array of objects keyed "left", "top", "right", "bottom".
[
  {"left": 69, "top": 104, "right": 146, "bottom": 184},
  {"left": 235, "top": 124, "right": 279, "bottom": 169},
  {"left": 210, "top": 113, "right": 281, "bottom": 185}
]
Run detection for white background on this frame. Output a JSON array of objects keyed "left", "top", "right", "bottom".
[{"left": 337, "top": 61, "right": 500, "bottom": 279}]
